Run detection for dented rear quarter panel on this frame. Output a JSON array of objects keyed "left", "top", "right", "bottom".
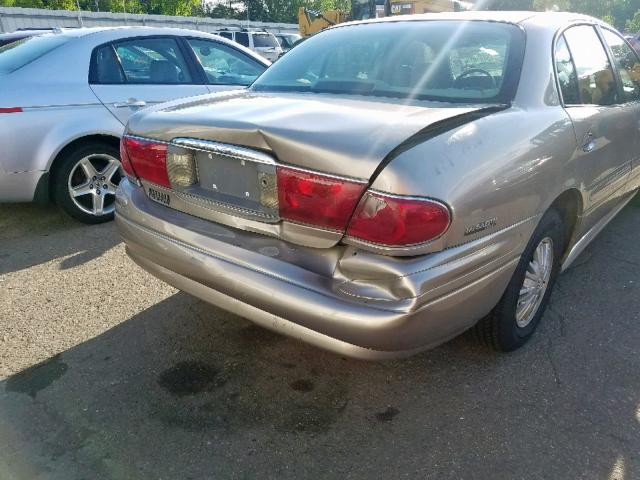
[{"left": 370, "top": 106, "right": 578, "bottom": 252}]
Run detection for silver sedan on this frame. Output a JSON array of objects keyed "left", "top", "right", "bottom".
[
  {"left": 0, "top": 27, "right": 269, "bottom": 223},
  {"left": 116, "top": 12, "right": 640, "bottom": 358}
]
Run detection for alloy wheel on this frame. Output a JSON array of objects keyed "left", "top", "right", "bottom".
[{"left": 67, "top": 154, "right": 122, "bottom": 217}]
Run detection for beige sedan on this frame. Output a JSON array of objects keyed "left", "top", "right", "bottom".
[{"left": 116, "top": 12, "right": 640, "bottom": 358}]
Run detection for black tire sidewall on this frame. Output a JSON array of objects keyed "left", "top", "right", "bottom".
[
  {"left": 52, "top": 143, "right": 120, "bottom": 224},
  {"left": 493, "top": 209, "right": 565, "bottom": 351}
]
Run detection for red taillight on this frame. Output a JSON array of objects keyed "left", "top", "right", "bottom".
[
  {"left": 121, "top": 136, "right": 169, "bottom": 188},
  {"left": 119, "top": 137, "right": 136, "bottom": 177},
  {"left": 277, "top": 166, "right": 367, "bottom": 231},
  {"left": 0, "top": 107, "right": 22, "bottom": 113},
  {"left": 346, "top": 191, "right": 450, "bottom": 246}
]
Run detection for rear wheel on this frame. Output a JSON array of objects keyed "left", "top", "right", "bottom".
[
  {"left": 475, "top": 209, "right": 565, "bottom": 351},
  {"left": 52, "top": 143, "right": 123, "bottom": 224}
]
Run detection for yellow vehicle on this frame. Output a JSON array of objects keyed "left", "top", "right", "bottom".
[
  {"left": 389, "top": 0, "right": 471, "bottom": 15},
  {"left": 298, "top": 0, "right": 470, "bottom": 37},
  {"left": 298, "top": 0, "right": 380, "bottom": 37}
]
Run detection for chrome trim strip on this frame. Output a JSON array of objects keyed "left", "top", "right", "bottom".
[
  {"left": 172, "top": 138, "right": 276, "bottom": 165},
  {"left": 124, "top": 134, "right": 170, "bottom": 145},
  {"left": 175, "top": 189, "right": 279, "bottom": 222},
  {"left": 279, "top": 163, "right": 369, "bottom": 184},
  {"left": 367, "top": 189, "right": 451, "bottom": 205}
]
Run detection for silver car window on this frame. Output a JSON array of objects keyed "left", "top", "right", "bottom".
[
  {"left": 112, "top": 37, "right": 192, "bottom": 84},
  {"left": 92, "top": 44, "right": 126, "bottom": 84},
  {"left": 252, "top": 21, "right": 525, "bottom": 104},
  {"left": 186, "top": 38, "right": 265, "bottom": 86},
  {"left": 601, "top": 28, "right": 640, "bottom": 103}
]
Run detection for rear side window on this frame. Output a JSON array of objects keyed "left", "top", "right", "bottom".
[
  {"left": 0, "top": 34, "right": 70, "bottom": 74},
  {"left": 554, "top": 35, "right": 580, "bottom": 104},
  {"left": 218, "top": 32, "right": 233, "bottom": 40},
  {"left": 91, "top": 44, "right": 125, "bottom": 84},
  {"left": 112, "top": 37, "right": 192, "bottom": 84},
  {"left": 601, "top": 28, "right": 640, "bottom": 102},
  {"left": 236, "top": 32, "right": 249, "bottom": 47},
  {"left": 563, "top": 25, "right": 617, "bottom": 105},
  {"left": 253, "top": 33, "right": 278, "bottom": 48}
]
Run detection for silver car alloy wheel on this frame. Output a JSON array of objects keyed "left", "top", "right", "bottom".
[
  {"left": 67, "top": 154, "right": 122, "bottom": 216},
  {"left": 516, "top": 237, "right": 554, "bottom": 328}
]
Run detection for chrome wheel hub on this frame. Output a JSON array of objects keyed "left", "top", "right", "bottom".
[
  {"left": 516, "top": 237, "right": 554, "bottom": 328},
  {"left": 68, "top": 154, "right": 122, "bottom": 216}
]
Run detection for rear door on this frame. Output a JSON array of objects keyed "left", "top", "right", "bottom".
[
  {"left": 555, "top": 25, "right": 632, "bottom": 221},
  {"left": 183, "top": 37, "right": 267, "bottom": 93},
  {"left": 599, "top": 27, "right": 640, "bottom": 191},
  {"left": 90, "top": 36, "right": 209, "bottom": 125}
]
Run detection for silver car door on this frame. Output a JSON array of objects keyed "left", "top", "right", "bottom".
[
  {"left": 184, "top": 37, "right": 267, "bottom": 94},
  {"left": 90, "top": 36, "right": 209, "bottom": 126},
  {"left": 600, "top": 27, "right": 640, "bottom": 192},
  {"left": 556, "top": 25, "right": 632, "bottom": 226}
]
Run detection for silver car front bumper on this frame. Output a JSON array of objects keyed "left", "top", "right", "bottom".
[{"left": 115, "top": 179, "right": 531, "bottom": 359}]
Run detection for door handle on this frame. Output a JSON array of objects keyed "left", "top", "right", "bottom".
[
  {"left": 113, "top": 99, "right": 147, "bottom": 109},
  {"left": 582, "top": 132, "right": 596, "bottom": 153}
]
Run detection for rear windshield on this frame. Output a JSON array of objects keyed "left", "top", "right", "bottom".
[
  {"left": 253, "top": 33, "right": 279, "bottom": 48},
  {"left": 252, "top": 21, "right": 524, "bottom": 103},
  {"left": 0, "top": 34, "right": 70, "bottom": 74}
]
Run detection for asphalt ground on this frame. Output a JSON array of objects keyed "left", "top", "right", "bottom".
[{"left": 0, "top": 197, "right": 639, "bottom": 479}]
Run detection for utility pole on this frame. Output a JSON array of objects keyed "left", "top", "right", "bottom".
[{"left": 76, "top": 0, "right": 84, "bottom": 27}]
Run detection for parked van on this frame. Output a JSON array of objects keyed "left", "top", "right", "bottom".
[{"left": 216, "top": 29, "right": 282, "bottom": 61}]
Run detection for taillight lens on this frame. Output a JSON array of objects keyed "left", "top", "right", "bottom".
[
  {"left": 277, "top": 166, "right": 367, "bottom": 231},
  {"left": 120, "top": 136, "right": 170, "bottom": 188},
  {"left": 346, "top": 191, "right": 450, "bottom": 246},
  {"left": 119, "top": 137, "right": 136, "bottom": 177},
  {"left": 0, "top": 107, "right": 22, "bottom": 113}
]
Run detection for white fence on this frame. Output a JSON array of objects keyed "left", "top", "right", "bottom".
[{"left": 0, "top": 6, "right": 298, "bottom": 34}]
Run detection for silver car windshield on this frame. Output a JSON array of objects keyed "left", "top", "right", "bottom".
[
  {"left": 0, "top": 34, "right": 70, "bottom": 74},
  {"left": 252, "top": 21, "right": 524, "bottom": 103}
]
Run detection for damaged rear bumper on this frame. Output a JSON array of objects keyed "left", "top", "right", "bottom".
[{"left": 115, "top": 179, "right": 532, "bottom": 359}]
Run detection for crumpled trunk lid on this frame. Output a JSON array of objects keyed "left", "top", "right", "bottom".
[{"left": 127, "top": 90, "right": 490, "bottom": 180}]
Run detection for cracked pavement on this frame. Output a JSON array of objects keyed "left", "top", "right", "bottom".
[{"left": 1, "top": 197, "right": 639, "bottom": 479}]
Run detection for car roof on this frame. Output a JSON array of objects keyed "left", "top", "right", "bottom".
[
  {"left": 341, "top": 10, "right": 607, "bottom": 30},
  {"left": 36, "top": 26, "right": 224, "bottom": 38},
  {"left": 25, "top": 26, "right": 270, "bottom": 65}
]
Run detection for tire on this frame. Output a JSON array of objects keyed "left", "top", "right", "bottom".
[
  {"left": 52, "top": 142, "right": 123, "bottom": 224},
  {"left": 474, "top": 208, "right": 565, "bottom": 352}
]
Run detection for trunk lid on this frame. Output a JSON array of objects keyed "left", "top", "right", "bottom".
[{"left": 127, "top": 90, "right": 489, "bottom": 180}]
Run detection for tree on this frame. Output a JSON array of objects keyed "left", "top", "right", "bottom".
[{"left": 626, "top": 9, "right": 640, "bottom": 32}]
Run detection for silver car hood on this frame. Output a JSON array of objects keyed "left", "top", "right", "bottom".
[{"left": 127, "top": 90, "right": 496, "bottom": 179}]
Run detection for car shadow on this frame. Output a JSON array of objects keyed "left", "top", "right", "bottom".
[
  {"left": 0, "top": 203, "right": 120, "bottom": 275},
  {"left": 1, "top": 200, "right": 639, "bottom": 479}
]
